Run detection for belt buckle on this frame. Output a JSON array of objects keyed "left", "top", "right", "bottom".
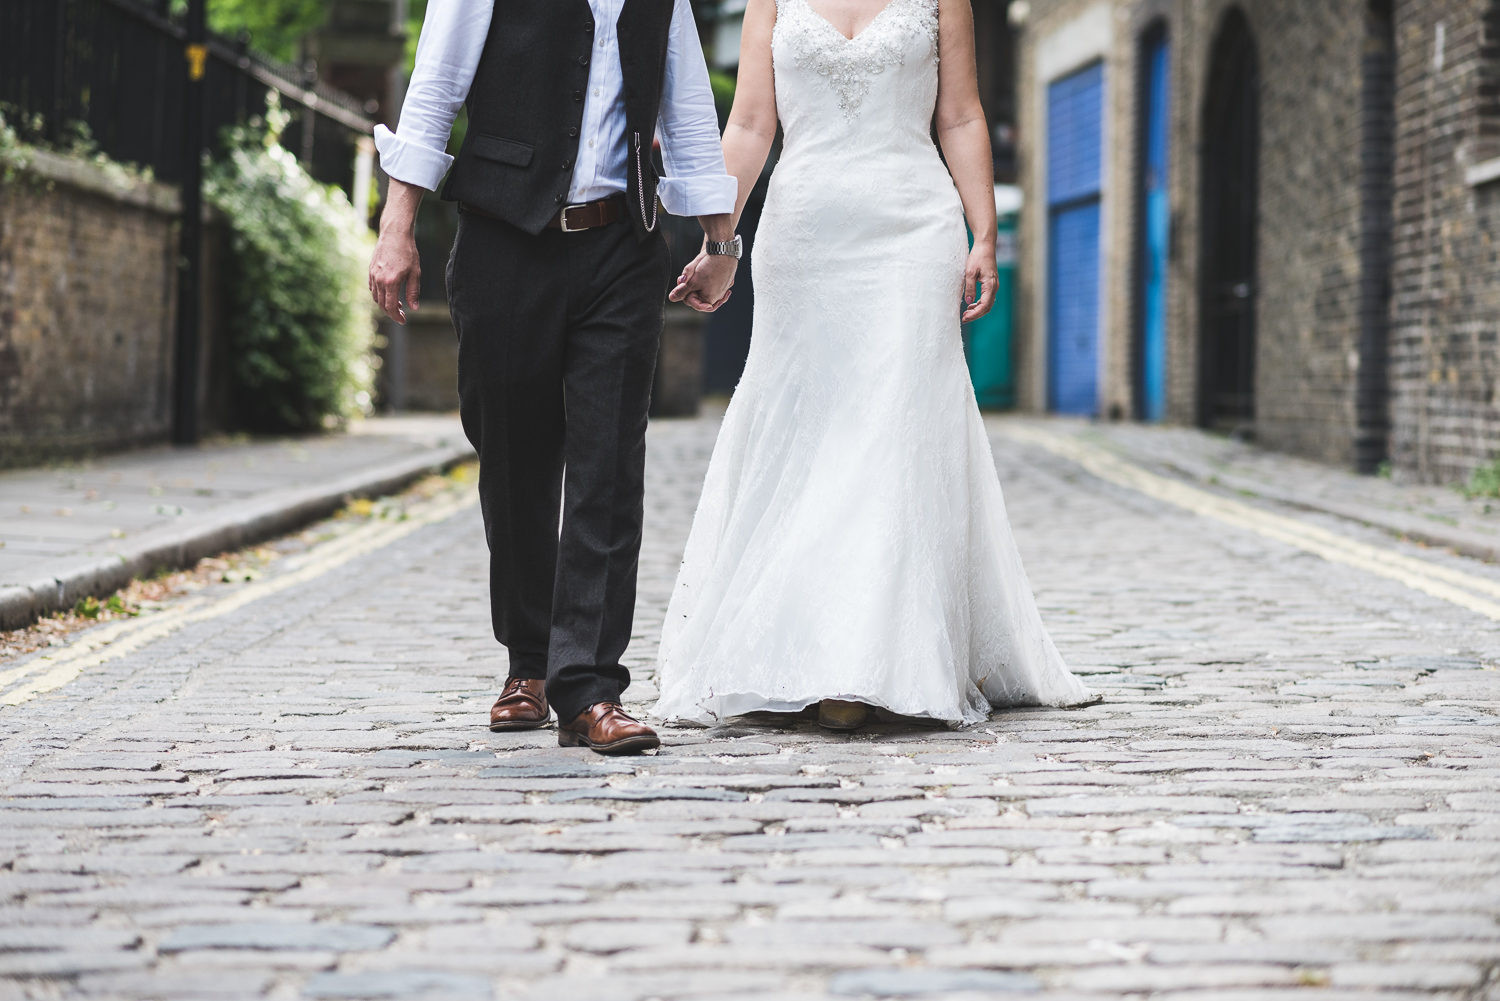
[{"left": 558, "top": 203, "right": 591, "bottom": 233}]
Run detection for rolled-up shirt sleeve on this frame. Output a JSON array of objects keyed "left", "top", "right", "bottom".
[
  {"left": 656, "top": 0, "right": 738, "bottom": 217},
  {"left": 374, "top": 0, "right": 493, "bottom": 191}
]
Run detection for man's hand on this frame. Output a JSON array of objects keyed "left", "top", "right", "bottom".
[
  {"left": 369, "top": 178, "right": 425, "bottom": 324},
  {"left": 670, "top": 250, "right": 737, "bottom": 312}
]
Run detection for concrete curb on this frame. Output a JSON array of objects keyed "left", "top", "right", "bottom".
[
  {"left": 1144, "top": 455, "right": 1500, "bottom": 564},
  {"left": 0, "top": 443, "right": 475, "bottom": 631},
  {"left": 1252, "top": 488, "right": 1500, "bottom": 564}
]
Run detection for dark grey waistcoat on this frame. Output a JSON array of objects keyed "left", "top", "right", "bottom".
[{"left": 440, "top": 0, "right": 676, "bottom": 241}]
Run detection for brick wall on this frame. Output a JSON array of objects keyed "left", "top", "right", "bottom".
[
  {"left": 0, "top": 156, "right": 179, "bottom": 466},
  {"left": 1388, "top": 0, "right": 1500, "bottom": 483},
  {"left": 0, "top": 152, "right": 229, "bottom": 468}
]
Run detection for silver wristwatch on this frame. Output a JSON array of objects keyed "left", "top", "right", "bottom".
[{"left": 706, "top": 234, "right": 743, "bottom": 259}]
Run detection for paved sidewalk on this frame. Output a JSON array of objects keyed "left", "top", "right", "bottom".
[
  {"left": 0, "top": 413, "right": 1497, "bottom": 1000},
  {"left": 0, "top": 417, "right": 473, "bottom": 629},
  {"left": 1038, "top": 418, "right": 1500, "bottom": 562}
]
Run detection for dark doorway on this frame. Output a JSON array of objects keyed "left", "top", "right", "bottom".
[
  {"left": 1198, "top": 8, "right": 1259, "bottom": 433},
  {"left": 1355, "top": 0, "right": 1395, "bottom": 473}
]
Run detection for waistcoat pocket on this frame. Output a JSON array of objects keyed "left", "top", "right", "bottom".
[{"left": 471, "top": 135, "right": 535, "bottom": 167}]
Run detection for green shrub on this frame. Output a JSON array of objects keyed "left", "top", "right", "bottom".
[
  {"left": 206, "top": 113, "right": 374, "bottom": 432},
  {"left": 1463, "top": 458, "right": 1500, "bottom": 500},
  {"left": 0, "top": 110, "right": 32, "bottom": 183},
  {"left": 0, "top": 107, "right": 153, "bottom": 187}
]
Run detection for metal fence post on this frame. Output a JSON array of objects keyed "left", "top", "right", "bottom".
[{"left": 174, "top": 0, "right": 206, "bottom": 445}]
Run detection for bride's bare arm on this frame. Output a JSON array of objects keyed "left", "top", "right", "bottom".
[
  {"left": 934, "top": 0, "right": 999, "bottom": 322},
  {"left": 675, "top": 0, "right": 777, "bottom": 295},
  {"left": 723, "top": 0, "right": 779, "bottom": 229}
]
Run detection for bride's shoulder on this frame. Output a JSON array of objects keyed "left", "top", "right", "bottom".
[
  {"left": 893, "top": 0, "right": 942, "bottom": 39},
  {"left": 894, "top": 0, "right": 942, "bottom": 30}
]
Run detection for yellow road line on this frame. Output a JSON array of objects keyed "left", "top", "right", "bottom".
[
  {"left": 999, "top": 424, "right": 1500, "bottom": 622},
  {"left": 0, "top": 488, "right": 479, "bottom": 707}
]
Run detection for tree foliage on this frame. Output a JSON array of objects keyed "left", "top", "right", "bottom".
[{"left": 203, "top": 0, "right": 329, "bottom": 62}]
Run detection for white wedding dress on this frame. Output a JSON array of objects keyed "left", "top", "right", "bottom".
[{"left": 653, "top": 0, "right": 1093, "bottom": 724}]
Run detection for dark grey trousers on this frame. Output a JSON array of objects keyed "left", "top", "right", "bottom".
[{"left": 447, "top": 208, "right": 670, "bottom": 725}]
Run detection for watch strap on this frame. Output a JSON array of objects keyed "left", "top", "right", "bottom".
[{"left": 706, "top": 235, "right": 743, "bottom": 258}]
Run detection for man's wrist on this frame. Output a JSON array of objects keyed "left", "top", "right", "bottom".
[
  {"left": 699, "top": 213, "right": 734, "bottom": 243},
  {"left": 379, "top": 179, "right": 423, "bottom": 237},
  {"left": 379, "top": 214, "right": 417, "bottom": 239}
]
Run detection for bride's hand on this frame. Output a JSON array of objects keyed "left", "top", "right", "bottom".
[
  {"left": 671, "top": 250, "right": 709, "bottom": 300},
  {"left": 961, "top": 243, "right": 999, "bottom": 324}
]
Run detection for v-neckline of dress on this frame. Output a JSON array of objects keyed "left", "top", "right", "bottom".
[{"left": 799, "top": 0, "right": 904, "bottom": 43}]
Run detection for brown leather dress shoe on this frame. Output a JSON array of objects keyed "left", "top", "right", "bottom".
[
  {"left": 558, "top": 702, "right": 660, "bottom": 755},
  {"left": 488, "top": 678, "right": 550, "bottom": 732}
]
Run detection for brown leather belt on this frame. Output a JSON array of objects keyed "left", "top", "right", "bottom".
[{"left": 459, "top": 197, "right": 623, "bottom": 232}]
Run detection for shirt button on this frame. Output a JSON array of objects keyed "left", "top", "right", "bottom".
[
  {"left": 588, "top": 139, "right": 595, "bottom": 148},
  {"left": 593, "top": 87, "right": 602, "bottom": 97}
]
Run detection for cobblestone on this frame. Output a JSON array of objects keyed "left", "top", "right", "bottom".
[{"left": 0, "top": 414, "right": 1498, "bottom": 998}]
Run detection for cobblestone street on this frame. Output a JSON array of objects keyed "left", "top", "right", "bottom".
[{"left": 2, "top": 413, "right": 1499, "bottom": 1001}]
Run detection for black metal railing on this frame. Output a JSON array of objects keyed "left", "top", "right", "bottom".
[{"left": 0, "top": 0, "right": 373, "bottom": 190}]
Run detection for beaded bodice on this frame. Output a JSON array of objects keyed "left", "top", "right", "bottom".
[{"left": 772, "top": 0, "right": 940, "bottom": 129}]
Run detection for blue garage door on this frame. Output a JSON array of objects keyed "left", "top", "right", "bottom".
[{"left": 1047, "top": 62, "right": 1104, "bottom": 416}]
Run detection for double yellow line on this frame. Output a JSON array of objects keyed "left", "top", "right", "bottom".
[
  {"left": 999, "top": 424, "right": 1500, "bottom": 622},
  {"left": 0, "top": 487, "right": 478, "bottom": 708}
]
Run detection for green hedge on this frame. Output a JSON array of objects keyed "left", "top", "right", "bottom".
[{"left": 206, "top": 118, "right": 375, "bottom": 432}]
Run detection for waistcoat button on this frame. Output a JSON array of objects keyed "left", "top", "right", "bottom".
[
  {"left": 555, "top": 194, "right": 565, "bottom": 204},
  {"left": 562, "top": 159, "right": 572, "bottom": 169},
  {"left": 573, "top": 91, "right": 582, "bottom": 102},
  {"left": 579, "top": 54, "right": 589, "bottom": 65},
  {"left": 569, "top": 127, "right": 579, "bottom": 137},
  {"left": 585, "top": 21, "right": 594, "bottom": 31}
]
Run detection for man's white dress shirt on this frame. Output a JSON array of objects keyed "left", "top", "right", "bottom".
[{"left": 375, "top": 0, "right": 737, "bottom": 217}]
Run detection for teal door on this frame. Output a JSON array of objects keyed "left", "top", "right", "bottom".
[
  {"left": 964, "top": 210, "right": 1017, "bottom": 409},
  {"left": 1140, "top": 31, "right": 1170, "bottom": 421}
]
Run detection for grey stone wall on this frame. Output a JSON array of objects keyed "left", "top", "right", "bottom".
[
  {"left": 1235, "top": 1, "right": 1370, "bottom": 466},
  {"left": 1388, "top": 1, "right": 1500, "bottom": 483}
]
